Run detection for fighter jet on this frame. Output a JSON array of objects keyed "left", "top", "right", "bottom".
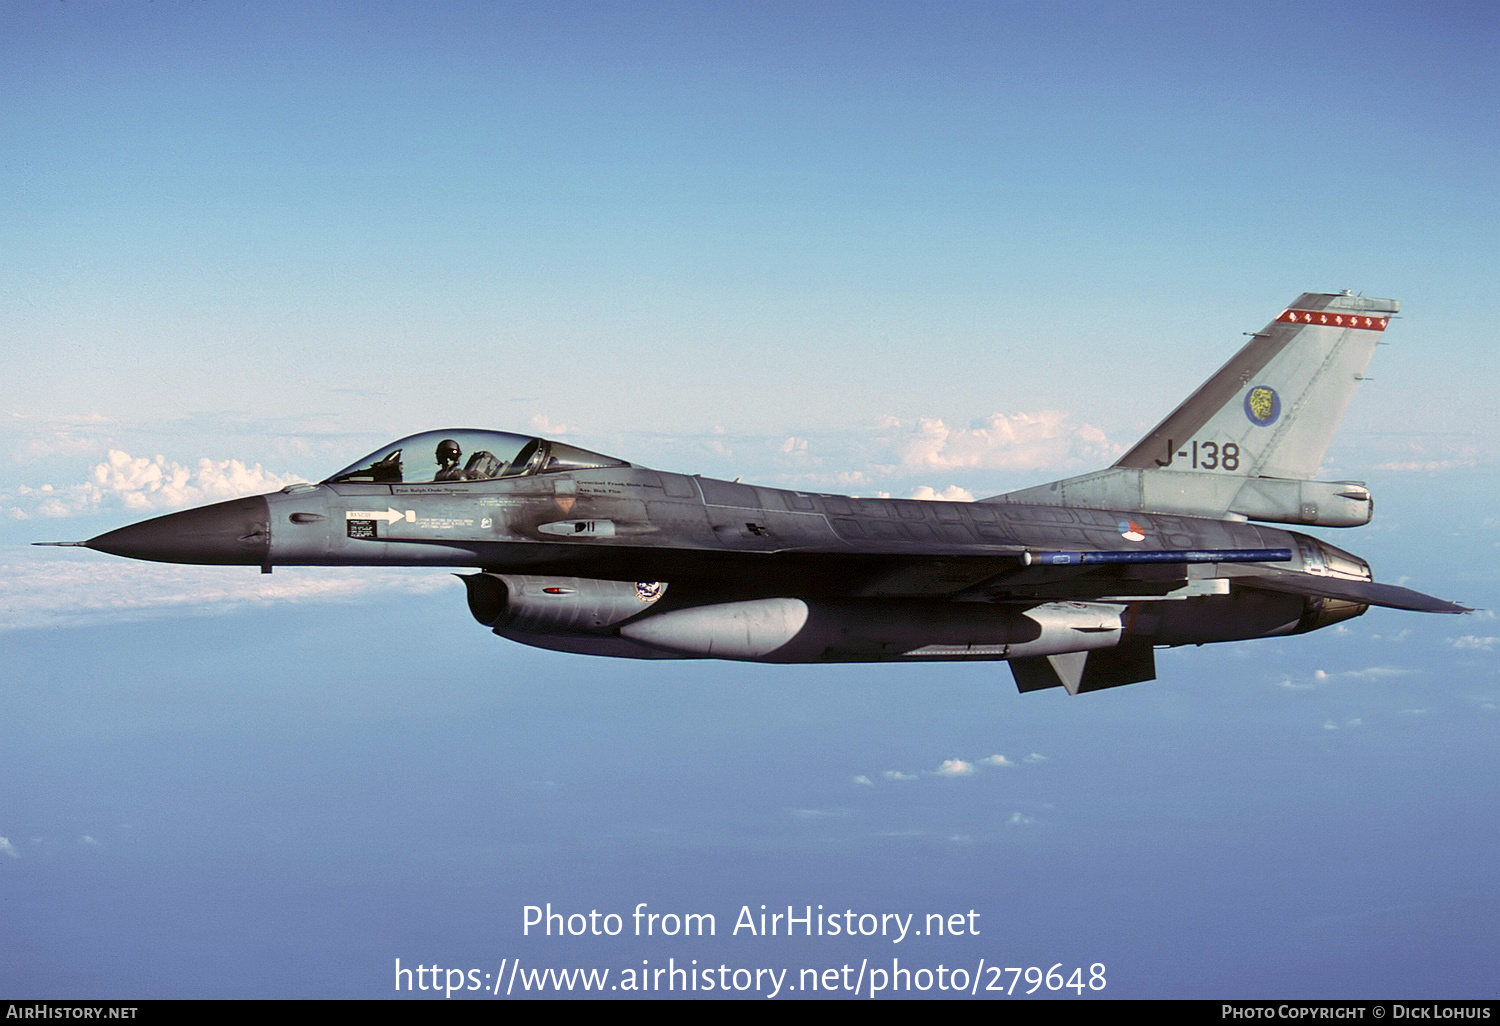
[{"left": 54, "top": 291, "right": 1467, "bottom": 694}]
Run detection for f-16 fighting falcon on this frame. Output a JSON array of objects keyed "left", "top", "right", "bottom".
[{"left": 50, "top": 292, "right": 1468, "bottom": 694}]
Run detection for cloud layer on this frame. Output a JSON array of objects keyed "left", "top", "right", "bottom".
[
  {"left": 890, "top": 412, "right": 1116, "bottom": 474},
  {"left": 862, "top": 752, "right": 1046, "bottom": 786},
  {"left": 0, "top": 553, "right": 450, "bottom": 631},
  {"left": 10, "top": 450, "right": 303, "bottom": 519}
]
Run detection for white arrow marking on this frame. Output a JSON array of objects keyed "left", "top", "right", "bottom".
[{"left": 345, "top": 508, "right": 410, "bottom": 524}]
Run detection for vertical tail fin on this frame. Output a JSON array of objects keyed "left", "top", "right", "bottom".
[
  {"left": 988, "top": 292, "right": 1397, "bottom": 527},
  {"left": 1115, "top": 292, "right": 1397, "bottom": 479}
]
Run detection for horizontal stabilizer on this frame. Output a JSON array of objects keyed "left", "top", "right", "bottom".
[{"left": 1230, "top": 569, "right": 1469, "bottom": 614}]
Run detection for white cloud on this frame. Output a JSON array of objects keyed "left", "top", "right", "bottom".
[
  {"left": 935, "top": 759, "right": 975, "bottom": 777},
  {"left": 591, "top": 410, "right": 1127, "bottom": 496},
  {"left": 888, "top": 411, "right": 1116, "bottom": 474},
  {"left": 1008, "top": 812, "right": 1035, "bottom": 826},
  {"left": 790, "top": 808, "right": 850, "bottom": 819},
  {"left": 1280, "top": 665, "right": 1412, "bottom": 689},
  {"left": 0, "top": 837, "right": 17, "bottom": 858},
  {"left": 11, "top": 450, "right": 303, "bottom": 518},
  {"left": 869, "top": 754, "right": 1027, "bottom": 784},
  {"left": 528, "top": 413, "right": 573, "bottom": 436},
  {"left": 1449, "top": 636, "right": 1497, "bottom": 651},
  {"left": 1341, "top": 666, "right": 1413, "bottom": 680},
  {"left": 909, "top": 484, "right": 976, "bottom": 502},
  {"left": 852, "top": 774, "right": 873, "bottom": 787}
]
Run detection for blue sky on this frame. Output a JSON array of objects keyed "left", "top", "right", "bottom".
[{"left": 2, "top": 0, "right": 1497, "bottom": 999}]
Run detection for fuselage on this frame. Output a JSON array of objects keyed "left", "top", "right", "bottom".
[{"left": 86, "top": 458, "right": 1370, "bottom": 670}]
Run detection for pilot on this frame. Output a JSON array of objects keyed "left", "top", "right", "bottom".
[{"left": 434, "top": 438, "right": 465, "bottom": 481}]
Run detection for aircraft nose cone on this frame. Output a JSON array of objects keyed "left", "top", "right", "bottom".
[{"left": 86, "top": 495, "right": 271, "bottom": 566}]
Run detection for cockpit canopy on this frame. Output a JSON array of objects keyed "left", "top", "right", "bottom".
[{"left": 324, "top": 429, "right": 629, "bottom": 485}]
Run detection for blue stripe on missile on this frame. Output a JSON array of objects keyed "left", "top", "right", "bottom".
[{"left": 1034, "top": 548, "right": 1292, "bottom": 566}]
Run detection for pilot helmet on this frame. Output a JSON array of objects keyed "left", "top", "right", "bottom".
[{"left": 436, "top": 438, "right": 462, "bottom": 464}]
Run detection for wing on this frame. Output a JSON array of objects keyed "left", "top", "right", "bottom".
[
  {"left": 873, "top": 545, "right": 1465, "bottom": 614},
  {"left": 468, "top": 534, "right": 1466, "bottom": 612}
]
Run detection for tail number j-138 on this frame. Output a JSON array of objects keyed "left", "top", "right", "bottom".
[{"left": 1154, "top": 439, "right": 1241, "bottom": 471}]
